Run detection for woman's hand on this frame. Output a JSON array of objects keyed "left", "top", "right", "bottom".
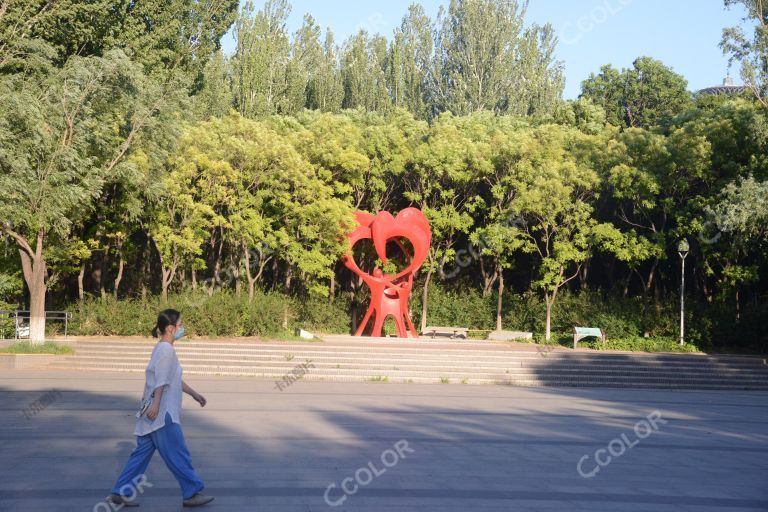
[
  {"left": 193, "top": 392, "right": 207, "bottom": 407},
  {"left": 146, "top": 401, "right": 160, "bottom": 421}
]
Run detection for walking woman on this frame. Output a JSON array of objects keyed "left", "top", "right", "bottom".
[{"left": 107, "top": 309, "right": 214, "bottom": 508}]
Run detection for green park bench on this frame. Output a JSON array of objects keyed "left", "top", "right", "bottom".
[
  {"left": 573, "top": 326, "right": 606, "bottom": 349},
  {"left": 422, "top": 326, "right": 468, "bottom": 339}
]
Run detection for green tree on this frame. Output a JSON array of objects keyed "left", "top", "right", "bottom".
[
  {"left": 388, "top": 4, "right": 433, "bottom": 119},
  {"left": 0, "top": 0, "right": 237, "bottom": 83},
  {"left": 431, "top": 0, "right": 563, "bottom": 116},
  {"left": 147, "top": 159, "right": 215, "bottom": 301},
  {"left": 341, "top": 30, "right": 391, "bottom": 112},
  {"left": 405, "top": 113, "right": 491, "bottom": 330},
  {"left": 500, "top": 125, "right": 630, "bottom": 340},
  {"left": 721, "top": 0, "right": 768, "bottom": 107},
  {"left": 232, "top": 0, "right": 292, "bottom": 117},
  {"left": 581, "top": 57, "right": 692, "bottom": 128},
  {"left": 0, "top": 49, "right": 146, "bottom": 341},
  {"left": 194, "top": 51, "right": 234, "bottom": 119}
]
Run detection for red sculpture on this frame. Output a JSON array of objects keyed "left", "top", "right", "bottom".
[{"left": 341, "top": 208, "right": 431, "bottom": 338}]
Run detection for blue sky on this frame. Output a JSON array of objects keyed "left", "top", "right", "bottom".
[{"left": 220, "top": 0, "right": 751, "bottom": 99}]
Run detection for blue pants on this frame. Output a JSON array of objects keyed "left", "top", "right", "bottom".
[{"left": 112, "top": 413, "right": 204, "bottom": 500}]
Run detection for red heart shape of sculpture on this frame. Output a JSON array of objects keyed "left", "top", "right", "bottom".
[{"left": 343, "top": 208, "right": 431, "bottom": 279}]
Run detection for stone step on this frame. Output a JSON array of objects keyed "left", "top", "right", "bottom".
[
  {"left": 47, "top": 355, "right": 768, "bottom": 377},
  {"left": 47, "top": 340, "right": 768, "bottom": 390},
  {"left": 39, "top": 364, "right": 768, "bottom": 389},
  {"left": 67, "top": 352, "right": 768, "bottom": 373},
  {"left": 69, "top": 345, "right": 767, "bottom": 367},
  {"left": 45, "top": 360, "right": 768, "bottom": 382}
]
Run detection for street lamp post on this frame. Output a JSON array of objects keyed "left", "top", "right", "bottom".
[{"left": 678, "top": 240, "right": 690, "bottom": 345}]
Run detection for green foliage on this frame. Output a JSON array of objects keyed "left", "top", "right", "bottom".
[
  {"left": 220, "top": 0, "right": 565, "bottom": 120},
  {"left": 581, "top": 57, "right": 692, "bottom": 128},
  {"left": 295, "top": 295, "right": 352, "bottom": 334},
  {"left": 411, "top": 284, "right": 496, "bottom": 330},
  {"left": 593, "top": 337, "right": 699, "bottom": 353},
  {"left": 433, "top": 0, "right": 563, "bottom": 116},
  {"left": 0, "top": 341, "right": 74, "bottom": 355},
  {"left": 2, "top": 0, "right": 767, "bottom": 355},
  {"left": 721, "top": 0, "right": 768, "bottom": 106},
  {"left": 72, "top": 291, "right": 291, "bottom": 338}
]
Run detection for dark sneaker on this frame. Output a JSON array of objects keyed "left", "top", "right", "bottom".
[
  {"left": 183, "top": 492, "right": 214, "bottom": 507},
  {"left": 107, "top": 493, "right": 140, "bottom": 507}
]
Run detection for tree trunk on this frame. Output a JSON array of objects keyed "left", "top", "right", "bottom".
[
  {"left": 98, "top": 252, "right": 107, "bottom": 299},
  {"left": 140, "top": 241, "right": 150, "bottom": 300},
  {"left": 161, "top": 266, "right": 175, "bottom": 303},
  {"left": 645, "top": 259, "right": 659, "bottom": 296},
  {"left": 496, "top": 267, "right": 504, "bottom": 332},
  {"left": 420, "top": 266, "right": 433, "bottom": 332},
  {"left": 244, "top": 247, "right": 256, "bottom": 303},
  {"left": 233, "top": 259, "right": 242, "bottom": 296},
  {"left": 480, "top": 257, "right": 498, "bottom": 298},
  {"left": 270, "top": 258, "right": 279, "bottom": 291},
  {"left": 244, "top": 246, "right": 270, "bottom": 303},
  {"left": 17, "top": 230, "right": 47, "bottom": 343},
  {"left": 579, "top": 258, "right": 590, "bottom": 290},
  {"left": 622, "top": 269, "right": 632, "bottom": 297},
  {"left": 213, "top": 227, "right": 224, "bottom": 285},
  {"left": 544, "top": 292, "right": 553, "bottom": 342},
  {"left": 543, "top": 280, "right": 561, "bottom": 343},
  {"left": 113, "top": 253, "right": 124, "bottom": 299},
  {"left": 28, "top": 268, "right": 46, "bottom": 343},
  {"left": 177, "top": 268, "right": 186, "bottom": 290},
  {"left": 78, "top": 262, "right": 86, "bottom": 302},
  {"left": 329, "top": 269, "right": 336, "bottom": 303},
  {"left": 284, "top": 263, "right": 292, "bottom": 293}
]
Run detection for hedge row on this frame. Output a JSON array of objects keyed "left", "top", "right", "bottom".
[{"left": 58, "top": 285, "right": 767, "bottom": 354}]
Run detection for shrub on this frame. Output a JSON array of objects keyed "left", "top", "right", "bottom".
[
  {"left": 295, "top": 294, "right": 352, "bottom": 334},
  {"left": 585, "top": 335, "right": 699, "bottom": 353},
  {"left": 0, "top": 341, "right": 74, "bottom": 354},
  {"left": 71, "top": 290, "right": 293, "bottom": 338},
  {"left": 66, "top": 285, "right": 763, "bottom": 353}
]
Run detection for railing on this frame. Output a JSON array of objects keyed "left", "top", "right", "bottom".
[{"left": 0, "top": 310, "right": 72, "bottom": 340}]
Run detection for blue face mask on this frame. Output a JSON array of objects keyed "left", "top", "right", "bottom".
[{"left": 174, "top": 326, "right": 186, "bottom": 341}]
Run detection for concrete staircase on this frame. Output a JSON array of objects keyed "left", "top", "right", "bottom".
[{"left": 46, "top": 337, "right": 768, "bottom": 389}]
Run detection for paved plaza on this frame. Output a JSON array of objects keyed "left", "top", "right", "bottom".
[{"left": 0, "top": 369, "right": 766, "bottom": 511}]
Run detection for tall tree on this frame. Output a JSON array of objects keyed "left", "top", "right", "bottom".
[
  {"left": 0, "top": 0, "right": 236, "bottom": 341},
  {"left": 233, "top": 0, "right": 292, "bottom": 117},
  {"left": 307, "top": 28, "right": 344, "bottom": 112},
  {"left": 0, "top": 0, "right": 238, "bottom": 83},
  {"left": 0, "top": 49, "right": 145, "bottom": 341},
  {"left": 194, "top": 50, "right": 234, "bottom": 120},
  {"left": 388, "top": 4, "right": 433, "bottom": 119},
  {"left": 502, "top": 125, "right": 627, "bottom": 340},
  {"left": 431, "top": 0, "right": 563, "bottom": 116},
  {"left": 405, "top": 113, "right": 491, "bottom": 330},
  {"left": 721, "top": 0, "right": 768, "bottom": 107},
  {"left": 341, "top": 30, "right": 391, "bottom": 112},
  {"left": 581, "top": 57, "right": 692, "bottom": 128}
]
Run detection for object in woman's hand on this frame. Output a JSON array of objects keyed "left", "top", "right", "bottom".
[{"left": 136, "top": 395, "right": 153, "bottom": 419}]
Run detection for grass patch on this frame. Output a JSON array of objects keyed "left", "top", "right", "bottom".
[{"left": 0, "top": 341, "right": 73, "bottom": 355}]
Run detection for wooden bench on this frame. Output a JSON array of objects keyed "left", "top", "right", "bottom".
[
  {"left": 422, "top": 326, "right": 468, "bottom": 339},
  {"left": 573, "top": 326, "right": 606, "bottom": 349}
]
